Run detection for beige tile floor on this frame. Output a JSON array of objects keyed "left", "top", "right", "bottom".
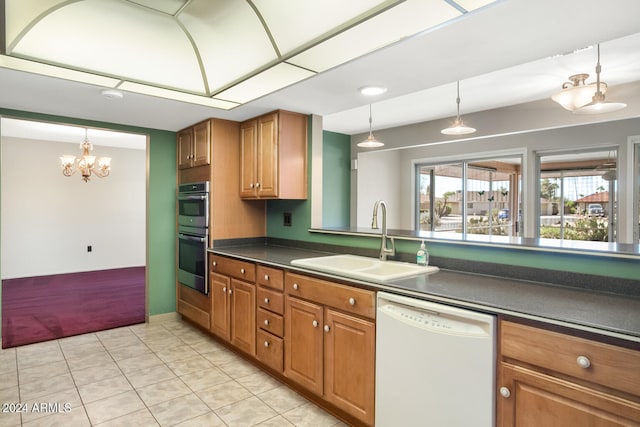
[{"left": 0, "top": 317, "right": 347, "bottom": 427}]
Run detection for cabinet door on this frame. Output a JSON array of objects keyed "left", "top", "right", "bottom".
[
  {"left": 177, "top": 128, "right": 193, "bottom": 169},
  {"left": 256, "top": 112, "right": 278, "bottom": 198},
  {"left": 240, "top": 120, "right": 258, "bottom": 197},
  {"left": 324, "top": 309, "right": 375, "bottom": 426},
  {"left": 499, "top": 363, "right": 640, "bottom": 427},
  {"left": 285, "top": 297, "right": 323, "bottom": 395},
  {"left": 230, "top": 279, "right": 256, "bottom": 356},
  {"left": 210, "top": 273, "right": 230, "bottom": 341},
  {"left": 192, "top": 120, "right": 211, "bottom": 167}
]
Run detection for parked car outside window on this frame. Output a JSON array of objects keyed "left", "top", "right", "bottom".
[
  {"left": 587, "top": 203, "right": 604, "bottom": 217},
  {"left": 498, "top": 208, "right": 509, "bottom": 219}
]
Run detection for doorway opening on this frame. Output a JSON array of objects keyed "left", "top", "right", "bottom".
[{"left": 0, "top": 117, "right": 147, "bottom": 348}]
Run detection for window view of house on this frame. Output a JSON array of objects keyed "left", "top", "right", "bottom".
[
  {"left": 417, "top": 157, "right": 521, "bottom": 237},
  {"left": 538, "top": 149, "right": 617, "bottom": 242}
]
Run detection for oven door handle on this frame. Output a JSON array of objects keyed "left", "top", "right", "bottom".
[
  {"left": 178, "top": 195, "right": 207, "bottom": 201},
  {"left": 178, "top": 233, "right": 206, "bottom": 243}
]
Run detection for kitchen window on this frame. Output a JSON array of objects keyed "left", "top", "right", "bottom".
[
  {"left": 537, "top": 148, "right": 618, "bottom": 243},
  {"left": 416, "top": 156, "right": 522, "bottom": 237}
]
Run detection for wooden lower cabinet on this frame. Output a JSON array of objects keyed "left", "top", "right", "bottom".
[
  {"left": 210, "top": 273, "right": 230, "bottom": 340},
  {"left": 324, "top": 308, "right": 375, "bottom": 425},
  {"left": 209, "top": 271, "right": 256, "bottom": 356},
  {"left": 230, "top": 278, "right": 256, "bottom": 355},
  {"left": 285, "top": 273, "right": 376, "bottom": 426},
  {"left": 500, "top": 363, "right": 640, "bottom": 426},
  {"left": 498, "top": 320, "right": 640, "bottom": 426},
  {"left": 285, "top": 297, "right": 324, "bottom": 395}
]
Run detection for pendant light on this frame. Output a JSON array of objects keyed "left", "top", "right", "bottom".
[
  {"left": 441, "top": 81, "right": 476, "bottom": 135},
  {"left": 358, "top": 104, "right": 384, "bottom": 148},
  {"left": 551, "top": 73, "right": 605, "bottom": 111},
  {"left": 573, "top": 44, "right": 626, "bottom": 114}
]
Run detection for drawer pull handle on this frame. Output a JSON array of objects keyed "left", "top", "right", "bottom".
[
  {"left": 240, "top": 268, "right": 245, "bottom": 274},
  {"left": 264, "top": 341, "right": 269, "bottom": 347},
  {"left": 293, "top": 283, "right": 299, "bottom": 290},
  {"left": 222, "top": 287, "right": 227, "bottom": 293},
  {"left": 324, "top": 325, "right": 330, "bottom": 333},
  {"left": 264, "top": 274, "right": 269, "bottom": 281},
  {"left": 577, "top": 355, "right": 591, "bottom": 369},
  {"left": 312, "top": 320, "right": 318, "bottom": 328},
  {"left": 228, "top": 289, "right": 233, "bottom": 295},
  {"left": 256, "top": 182, "right": 260, "bottom": 188},
  {"left": 264, "top": 319, "right": 270, "bottom": 326},
  {"left": 212, "top": 261, "right": 217, "bottom": 267},
  {"left": 499, "top": 387, "right": 511, "bottom": 398},
  {"left": 264, "top": 298, "right": 270, "bottom": 304},
  {"left": 348, "top": 297, "right": 356, "bottom": 306}
]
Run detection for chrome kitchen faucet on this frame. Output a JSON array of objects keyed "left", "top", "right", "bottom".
[{"left": 371, "top": 200, "right": 395, "bottom": 261}]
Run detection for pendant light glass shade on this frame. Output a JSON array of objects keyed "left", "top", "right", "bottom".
[
  {"left": 573, "top": 44, "right": 626, "bottom": 114},
  {"left": 441, "top": 81, "right": 476, "bottom": 135},
  {"left": 551, "top": 74, "right": 606, "bottom": 111},
  {"left": 358, "top": 104, "right": 384, "bottom": 148}
]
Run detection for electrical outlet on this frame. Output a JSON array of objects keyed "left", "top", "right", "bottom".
[
  {"left": 87, "top": 245, "right": 92, "bottom": 252},
  {"left": 284, "top": 212, "right": 292, "bottom": 227}
]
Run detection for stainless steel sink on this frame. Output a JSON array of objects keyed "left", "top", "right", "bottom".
[{"left": 291, "top": 254, "right": 439, "bottom": 281}]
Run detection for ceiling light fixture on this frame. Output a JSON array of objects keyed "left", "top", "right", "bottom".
[
  {"left": 359, "top": 86, "right": 388, "bottom": 96},
  {"left": 357, "top": 104, "right": 384, "bottom": 148},
  {"left": 101, "top": 89, "right": 124, "bottom": 100},
  {"left": 60, "top": 129, "right": 111, "bottom": 182},
  {"left": 573, "top": 44, "right": 626, "bottom": 114},
  {"left": 441, "top": 81, "right": 476, "bottom": 135},
  {"left": 551, "top": 73, "right": 605, "bottom": 111}
]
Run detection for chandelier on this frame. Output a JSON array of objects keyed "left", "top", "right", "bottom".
[{"left": 60, "top": 129, "right": 111, "bottom": 182}]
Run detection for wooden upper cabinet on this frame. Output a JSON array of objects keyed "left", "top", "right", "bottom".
[
  {"left": 192, "top": 120, "right": 211, "bottom": 167},
  {"left": 240, "top": 119, "right": 258, "bottom": 198},
  {"left": 178, "top": 119, "right": 211, "bottom": 170},
  {"left": 240, "top": 110, "right": 307, "bottom": 199},
  {"left": 177, "top": 128, "right": 193, "bottom": 170}
]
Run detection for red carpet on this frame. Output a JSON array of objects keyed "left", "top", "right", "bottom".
[{"left": 2, "top": 267, "right": 145, "bottom": 348}]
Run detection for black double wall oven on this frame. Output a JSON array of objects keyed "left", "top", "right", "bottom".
[{"left": 177, "top": 181, "right": 209, "bottom": 294}]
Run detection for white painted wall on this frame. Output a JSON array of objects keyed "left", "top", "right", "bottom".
[
  {"left": 353, "top": 118, "right": 639, "bottom": 243},
  {"left": 1, "top": 137, "right": 146, "bottom": 279},
  {"left": 356, "top": 149, "right": 402, "bottom": 229}
]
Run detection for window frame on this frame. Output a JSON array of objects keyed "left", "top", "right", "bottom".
[{"left": 414, "top": 153, "right": 523, "bottom": 238}]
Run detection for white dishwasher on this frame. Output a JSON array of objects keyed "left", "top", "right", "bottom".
[{"left": 375, "top": 292, "right": 496, "bottom": 427}]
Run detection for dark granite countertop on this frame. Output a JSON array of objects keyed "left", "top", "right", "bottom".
[{"left": 209, "top": 243, "right": 640, "bottom": 343}]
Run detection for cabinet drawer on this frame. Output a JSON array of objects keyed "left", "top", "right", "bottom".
[
  {"left": 285, "top": 272, "right": 375, "bottom": 319},
  {"left": 177, "top": 299, "right": 210, "bottom": 330},
  {"left": 257, "top": 329, "right": 284, "bottom": 372},
  {"left": 257, "top": 308, "right": 284, "bottom": 337},
  {"left": 501, "top": 321, "right": 640, "bottom": 397},
  {"left": 211, "top": 255, "right": 255, "bottom": 282},
  {"left": 257, "top": 265, "right": 284, "bottom": 291},
  {"left": 258, "top": 287, "right": 284, "bottom": 314}
]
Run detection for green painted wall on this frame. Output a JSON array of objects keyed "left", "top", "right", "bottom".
[
  {"left": 266, "top": 118, "right": 639, "bottom": 281},
  {"left": 322, "top": 131, "right": 350, "bottom": 227},
  {"left": 0, "top": 108, "right": 177, "bottom": 316}
]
